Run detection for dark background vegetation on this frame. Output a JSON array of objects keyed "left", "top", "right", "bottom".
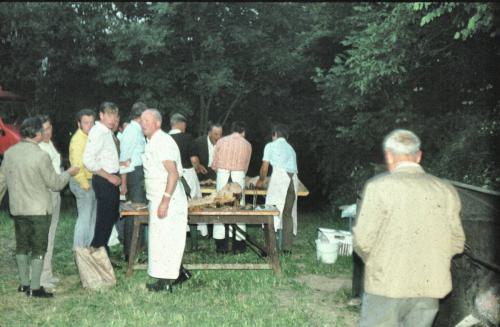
[{"left": 1, "top": 3, "right": 499, "bottom": 209}]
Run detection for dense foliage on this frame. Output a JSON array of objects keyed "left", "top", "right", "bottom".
[{"left": 1, "top": 3, "right": 498, "bottom": 206}]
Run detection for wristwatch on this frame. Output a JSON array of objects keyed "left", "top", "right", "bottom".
[{"left": 163, "top": 192, "right": 172, "bottom": 198}]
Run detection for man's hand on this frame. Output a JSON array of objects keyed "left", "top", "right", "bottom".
[
  {"left": 196, "top": 164, "right": 208, "bottom": 174},
  {"left": 157, "top": 197, "right": 170, "bottom": 218},
  {"left": 120, "top": 159, "right": 131, "bottom": 167},
  {"left": 107, "top": 174, "right": 121, "bottom": 186},
  {"left": 256, "top": 179, "right": 266, "bottom": 189},
  {"left": 67, "top": 166, "right": 80, "bottom": 176}
]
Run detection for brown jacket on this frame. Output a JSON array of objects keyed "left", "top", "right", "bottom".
[
  {"left": 0, "top": 140, "right": 70, "bottom": 216},
  {"left": 353, "top": 163, "right": 465, "bottom": 298}
]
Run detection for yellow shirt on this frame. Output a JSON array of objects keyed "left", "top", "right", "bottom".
[{"left": 69, "top": 128, "right": 93, "bottom": 189}]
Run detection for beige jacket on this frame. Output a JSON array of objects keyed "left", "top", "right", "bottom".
[
  {"left": 353, "top": 163, "right": 465, "bottom": 298},
  {"left": 0, "top": 140, "right": 70, "bottom": 216}
]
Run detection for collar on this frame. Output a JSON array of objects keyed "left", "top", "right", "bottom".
[
  {"left": 169, "top": 128, "right": 182, "bottom": 135},
  {"left": 393, "top": 162, "right": 424, "bottom": 173},
  {"left": 95, "top": 121, "right": 111, "bottom": 133}
]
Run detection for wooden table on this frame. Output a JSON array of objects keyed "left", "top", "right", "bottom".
[{"left": 120, "top": 204, "right": 282, "bottom": 277}]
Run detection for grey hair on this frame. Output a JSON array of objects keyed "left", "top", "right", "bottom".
[
  {"left": 143, "top": 108, "right": 162, "bottom": 123},
  {"left": 170, "top": 113, "right": 187, "bottom": 126},
  {"left": 383, "top": 129, "right": 421, "bottom": 155}
]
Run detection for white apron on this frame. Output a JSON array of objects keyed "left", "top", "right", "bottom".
[
  {"left": 146, "top": 179, "right": 187, "bottom": 280},
  {"left": 213, "top": 169, "right": 246, "bottom": 240},
  {"left": 183, "top": 167, "right": 207, "bottom": 236},
  {"left": 265, "top": 167, "right": 299, "bottom": 234}
]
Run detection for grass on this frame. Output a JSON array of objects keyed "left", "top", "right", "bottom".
[{"left": 0, "top": 196, "right": 359, "bottom": 327}]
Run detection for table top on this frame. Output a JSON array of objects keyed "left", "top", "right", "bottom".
[
  {"left": 120, "top": 203, "right": 279, "bottom": 217},
  {"left": 200, "top": 180, "right": 310, "bottom": 196}
]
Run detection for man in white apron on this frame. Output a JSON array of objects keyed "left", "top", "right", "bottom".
[
  {"left": 168, "top": 113, "right": 207, "bottom": 239},
  {"left": 140, "top": 109, "right": 189, "bottom": 292},
  {"left": 211, "top": 121, "right": 252, "bottom": 254},
  {"left": 256, "top": 124, "right": 298, "bottom": 254}
]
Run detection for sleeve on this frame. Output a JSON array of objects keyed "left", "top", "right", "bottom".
[
  {"left": 187, "top": 134, "right": 197, "bottom": 158},
  {"left": 82, "top": 129, "right": 103, "bottom": 172},
  {"left": 119, "top": 126, "right": 135, "bottom": 162},
  {"left": 352, "top": 181, "right": 386, "bottom": 262},
  {"left": 158, "top": 135, "right": 178, "bottom": 163},
  {"left": 69, "top": 134, "right": 90, "bottom": 190},
  {"left": 211, "top": 142, "right": 221, "bottom": 170},
  {"left": 245, "top": 142, "right": 252, "bottom": 172},
  {"left": 448, "top": 186, "right": 465, "bottom": 255},
  {"left": 39, "top": 152, "right": 70, "bottom": 192},
  {"left": 262, "top": 143, "right": 272, "bottom": 162}
]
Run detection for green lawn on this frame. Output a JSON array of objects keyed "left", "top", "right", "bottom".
[{"left": 0, "top": 198, "right": 359, "bottom": 326}]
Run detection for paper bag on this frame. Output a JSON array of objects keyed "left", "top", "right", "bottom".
[{"left": 74, "top": 246, "right": 116, "bottom": 290}]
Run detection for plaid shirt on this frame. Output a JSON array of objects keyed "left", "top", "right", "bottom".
[{"left": 211, "top": 132, "right": 252, "bottom": 172}]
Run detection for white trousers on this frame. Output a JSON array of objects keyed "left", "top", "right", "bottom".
[
  {"left": 148, "top": 191, "right": 187, "bottom": 280},
  {"left": 41, "top": 191, "right": 61, "bottom": 285},
  {"left": 213, "top": 169, "right": 246, "bottom": 240}
]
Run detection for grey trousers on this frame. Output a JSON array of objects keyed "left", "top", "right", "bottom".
[
  {"left": 40, "top": 191, "right": 61, "bottom": 283},
  {"left": 359, "top": 293, "right": 439, "bottom": 327},
  {"left": 70, "top": 178, "right": 97, "bottom": 249}
]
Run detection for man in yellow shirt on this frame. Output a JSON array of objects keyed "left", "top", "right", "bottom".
[{"left": 69, "top": 109, "right": 97, "bottom": 249}]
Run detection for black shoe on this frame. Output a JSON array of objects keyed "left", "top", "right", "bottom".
[
  {"left": 232, "top": 240, "right": 247, "bottom": 254},
  {"left": 281, "top": 250, "right": 292, "bottom": 255},
  {"left": 215, "top": 239, "right": 228, "bottom": 254},
  {"left": 173, "top": 266, "right": 192, "bottom": 286},
  {"left": 17, "top": 285, "right": 30, "bottom": 293},
  {"left": 146, "top": 279, "right": 173, "bottom": 293},
  {"left": 27, "top": 287, "right": 53, "bottom": 298}
]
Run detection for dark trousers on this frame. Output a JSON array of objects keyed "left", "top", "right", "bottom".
[
  {"left": 90, "top": 174, "right": 120, "bottom": 248},
  {"left": 13, "top": 215, "right": 51, "bottom": 256},
  {"left": 282, "top": 173, "right": 296, "bottom": 251},
  {"left": 120, "top": 166, "right": 146, "bottom": 256}
]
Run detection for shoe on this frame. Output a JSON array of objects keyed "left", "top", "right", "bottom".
[
  {"left": 215, "top": 239, "right": 228, "bottom": 254},
  {"left": 146, "top": 279, "right": 173, "bottom": 293},
  {"left": 17, "top": 285, "right": 30, "bottom": 293},
  {"left": 232, "top": 240, "right": 247, "bottom": 254},
  {"left": 281, "top": 250, "right": 292, "bottom": 255},
  {"left": 173, "top": 266, "right": 192, "bottom": 286},
  {"left": 27, "top": 287, "right": 53, "bottom": 298}
]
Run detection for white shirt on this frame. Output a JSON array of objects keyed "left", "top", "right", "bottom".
[
  {"left": 83, "top": 121, "right": 119, "bottom": 174},
  {"left": 207, "top": 135, "right": 215, "bottom": 167},
  {"left": 39, "top": 140, "right": 62, "bottom": 174},
  {"left": 142, "top": 129, "right": 183, "bottom": 200}
]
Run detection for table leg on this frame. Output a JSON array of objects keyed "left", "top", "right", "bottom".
[
  {"left": 126, "top": 217, "right": 142, "bottom": 277},
  {"left": 264, "top": 216, "right": 281, "bottom": 274}
]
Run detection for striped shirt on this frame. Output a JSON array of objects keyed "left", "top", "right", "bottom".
[{"left": 211, "top": 132, "right": 252, "bottom": 172}]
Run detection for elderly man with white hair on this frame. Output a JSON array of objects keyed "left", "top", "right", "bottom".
[
  {"left": 140, "top": 109, "right": 190, "bottom": 292},
  {"left": 353, "top": 129, "right": 465, "bottom": 327}
]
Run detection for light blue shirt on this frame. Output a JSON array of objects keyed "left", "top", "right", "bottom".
[
  {"left": 119, "top": 120, "right": 145, "bottom": 174},
  {"left": 262, "top": 137, "right": 298, "bottom": 174}
]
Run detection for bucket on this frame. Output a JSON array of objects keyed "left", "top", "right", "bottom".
[
  {"left": 318, "top": 228, "right": 353, "bottom": 256},
  {"left": 315, "top": 239, "right": 339, "bottom": 264}
]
